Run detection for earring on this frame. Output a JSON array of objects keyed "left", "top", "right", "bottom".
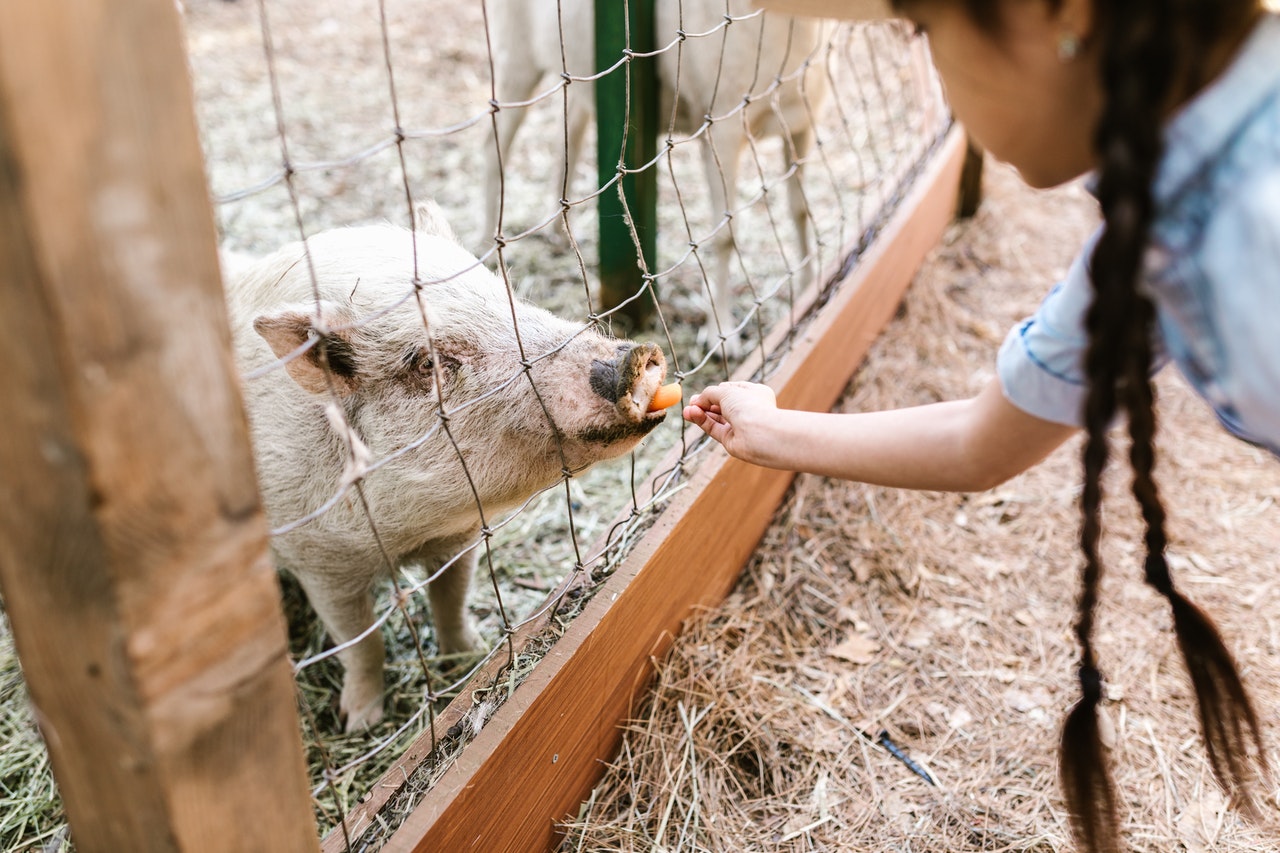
[{"left": 1057, "top": 32, "right": 1081, "bottom": 61}]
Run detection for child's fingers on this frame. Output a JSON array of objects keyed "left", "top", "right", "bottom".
[
  {"left": 682, "top": 402, "right": 728, "bottom": 440},
  {"left": 687, "top": 383, "right": 727, "bottom": 410}
]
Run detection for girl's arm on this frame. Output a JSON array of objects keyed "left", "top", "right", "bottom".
[{"left": 683, "top": 376, "right": 1077, "bottom": 492}]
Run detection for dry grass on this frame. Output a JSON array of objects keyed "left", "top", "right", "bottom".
[{"left": 559, "top": 160, "right": 1280, "bottom": 852}]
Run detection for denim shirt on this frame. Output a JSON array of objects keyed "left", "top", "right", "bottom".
[{"left": 997, "top": 13, "right": 1280, "bottom": 455}]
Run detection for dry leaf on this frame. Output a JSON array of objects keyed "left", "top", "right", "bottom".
[
  {"left": 947, "top": 706, "right": 974, "bottom": 730},
  {"left": 1176, "top": 787, "right": 1228, "bottom": 853},
  {"left": 971, "top": 554, "right": 1009, "bottom": 579},
  {"left": 828, "top": 633, "right": 880, "bottom": 665},
  {"left": 903, "top": 627, "right": 933, "bottom": 649},
  {"left": 1005, "top": 687, "right": 1047, "bottom": 714},
  {"left": 931, "top": 608, "right": 964, "bottom": 630},
  {"left": 1097, "top": 705, "right": 1116, "bottom": 749},
  {"left": 880, "top": 791, "right": 914, "bottom": 829}
]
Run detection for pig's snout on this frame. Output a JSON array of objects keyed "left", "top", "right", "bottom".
[{"left": 589, "top": 343, "right": 667, "bottom": 421}]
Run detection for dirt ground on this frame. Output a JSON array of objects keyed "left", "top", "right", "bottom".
[{"left": 558, "top": 158, "right": 1280, "bottom": 852}]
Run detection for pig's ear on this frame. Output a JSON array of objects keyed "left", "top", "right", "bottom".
[
  {"left": 253, "top": 308, "right": 359, "bottom": 397},
  {"left": 414, "top": 200, "right": 461, "bottom": 246}
]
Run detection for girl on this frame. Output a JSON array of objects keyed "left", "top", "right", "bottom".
[{"left": 686, "top": 1, "right": 1280, "bottom": 850}]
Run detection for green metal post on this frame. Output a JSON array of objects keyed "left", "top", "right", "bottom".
[{"left": 594, "top": 0, "right": 658, "bottom": 327}]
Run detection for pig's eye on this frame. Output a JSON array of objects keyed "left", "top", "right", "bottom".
[{"left": 406, "top": 350, "right": 434, "bottom": 374}]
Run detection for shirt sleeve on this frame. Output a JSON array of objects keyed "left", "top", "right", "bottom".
[
  {"left": 995, "top": 227, "right": 1101, "bottom": 428},
  {"left": 1202, "top": 165, "right": 1280, "bottom": 450}
]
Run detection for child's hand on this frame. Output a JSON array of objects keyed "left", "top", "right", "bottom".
[{"left": 682, "top": 381, "right": 779, "bottom": 463}]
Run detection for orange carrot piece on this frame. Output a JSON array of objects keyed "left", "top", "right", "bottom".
[{"left": 647, "top": 382, "right": 683, "bottom": 413}]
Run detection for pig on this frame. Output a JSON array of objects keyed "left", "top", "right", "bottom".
[
  {"left": 483, "top": 0, "right": 834, "bottom": 353},
  {"left": 225, "top": 203, "right": 672, "bottom": 731}
]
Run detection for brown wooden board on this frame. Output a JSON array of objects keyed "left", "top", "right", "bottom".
[
  {"left": 0, "top": 2, "right": 319, "bottom": 851},
  {"left": 328, "top": 125, "right": 968, "bottom": 853}
]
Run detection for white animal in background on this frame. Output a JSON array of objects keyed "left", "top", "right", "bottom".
[
  {"left": 226, "top": 204, "right": 673, "bottom": 731},
  {"left": 484, "top": 0, "right": 833, "bottom": 351}
]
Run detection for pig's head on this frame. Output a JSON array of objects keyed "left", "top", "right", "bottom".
[{"left": 232, "top": 206, "right": 670, "bottom": 531}]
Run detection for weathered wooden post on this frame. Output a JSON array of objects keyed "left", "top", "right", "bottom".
[
  {"left": 595, "top": 0, "right": 659, "bottom": 328},
  {"left": 0, "top": 1, "right": 319, "bottom": 850}
]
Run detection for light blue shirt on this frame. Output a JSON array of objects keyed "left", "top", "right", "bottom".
[{"left": 997, "top": 13, "right": 1280, "bottom": 454}]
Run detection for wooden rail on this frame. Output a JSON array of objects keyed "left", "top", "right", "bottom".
[
  {"left": 0, "top": 2, "right": 319, "bottom": 851},
  {"left": 348, "top": 124, "right": 969, "bottom": 853}
]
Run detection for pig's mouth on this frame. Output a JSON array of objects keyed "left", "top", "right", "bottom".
[
  {"left": 578, "top": 342, "right": 669, "bottom": 448},
  {"left": 574, "top": 410, "right": 666, "bottom": 447},
  {"left": 589, "top": 342, "right": 669, "bottom": 423}
]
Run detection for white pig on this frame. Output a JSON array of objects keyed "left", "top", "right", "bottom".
[
  {"left": 226, "top": 204, "right": 672, "bottom": 731},
  {"left": 484, "top": 0, "right": 833, "bottom": 352}
]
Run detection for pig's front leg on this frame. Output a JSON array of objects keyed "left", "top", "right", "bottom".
[
  {"left": 409, "top": 534, "right": 483, "bottom": 657},
  {"left": 293, "top": 571, "right": 387, "bottom": 732}
]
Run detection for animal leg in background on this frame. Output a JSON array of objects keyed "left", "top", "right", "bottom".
[
  {"left": 406, "top": 533, "right": 484, "bottom": 658},
  {"left": 292, "top": 570, "right": 387, "bottom": 732}
]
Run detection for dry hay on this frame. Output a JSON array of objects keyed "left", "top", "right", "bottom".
[{"left": 558, "top": 160, "right": 1280, "bottom": 852}]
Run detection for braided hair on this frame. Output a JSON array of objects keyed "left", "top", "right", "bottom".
[
  {"left": 899, "top": 1, "right": 1268, "bottom": 849},
  {"left": 1067, "top": 2, "right": 1267, "bottom": 849}
]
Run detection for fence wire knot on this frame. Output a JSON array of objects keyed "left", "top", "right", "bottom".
[{"left": 324, "top": 401, "right": 372, "bottom": 489}]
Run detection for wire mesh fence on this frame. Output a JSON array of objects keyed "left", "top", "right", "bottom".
[{"left": 2, "top": 0, "right": 949, "bottom": 849}]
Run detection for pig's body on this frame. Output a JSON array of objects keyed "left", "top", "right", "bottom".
[
  {"left": 484, "top": 0, "right": 833, "bottom": 351},
  {"left": 228, "top": 207, "right": 670, "bottom": 730}
]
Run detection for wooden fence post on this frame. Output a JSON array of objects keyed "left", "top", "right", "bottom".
[{"left": 0, "top": 2, "right": 319, "bottom": 851}]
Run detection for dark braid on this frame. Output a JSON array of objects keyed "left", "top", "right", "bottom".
[
  {"left": 1060, "top": 4, "right": 1175, "bottom": 849},
  {"left": 1070, "top": 0, "right": 1268, "bottom": 848},
  {"left": 1124, "top": 279, "right": 1269, "bottom": 818},
  {"left": 892, "top": 0, "right": 1269, "bottom": 847}
]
